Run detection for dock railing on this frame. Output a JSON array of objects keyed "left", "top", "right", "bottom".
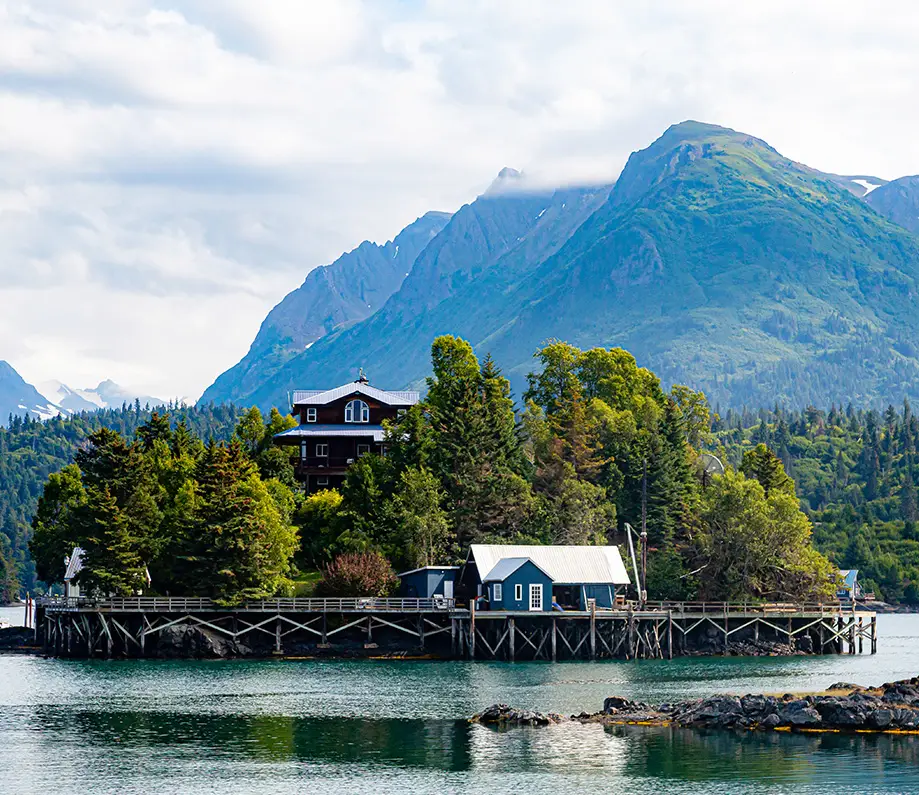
[
  {"left": 621, "top": 600, "right": 852, "bottom": 615},
  {"left": 36, "top": 596, "right": 457, "bottom": 613}
]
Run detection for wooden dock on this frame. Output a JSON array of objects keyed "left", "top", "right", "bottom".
[{"left": 34, "top": 597, "right": 877, "bottom": 660}]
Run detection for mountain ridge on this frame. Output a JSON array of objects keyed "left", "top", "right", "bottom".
[{"left": 205, "top": 120, "right": 919, "bottom": 411}]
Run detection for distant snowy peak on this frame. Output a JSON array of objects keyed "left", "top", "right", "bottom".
[
  {"left": 37, "top": 378, "right": 166, "bottom": 414},
  {"left": 0, "top": 362, "right": 62, "bottom": 425}
]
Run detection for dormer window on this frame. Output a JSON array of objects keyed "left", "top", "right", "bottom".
[
  {"left": 305, "top": 408, "right": 317, "bottom": 423},
  {"left": 345, "top": 399, "right": 370, "bottom": 423}
]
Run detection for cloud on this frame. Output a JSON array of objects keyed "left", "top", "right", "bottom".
[{"left": 0, "top": 0, "right": 918, "bottom": 399}]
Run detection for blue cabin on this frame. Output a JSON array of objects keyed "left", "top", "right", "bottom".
[
  {"left": 397, "top": 566, "right": 458, "bottom": 600},
  {"left": 461, "top": 545, "right": 631, "bottom": 611},
  {"left": 481, "top": 558, "right": 554, "bottom": 612}
]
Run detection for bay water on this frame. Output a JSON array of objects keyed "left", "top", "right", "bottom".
[{"left": 2, "top": 608, "right": 919, "bottom": 793}]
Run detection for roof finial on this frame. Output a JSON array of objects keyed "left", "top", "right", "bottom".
[{"left": 357, "top": 368, "right": 369, "bottom": 384}]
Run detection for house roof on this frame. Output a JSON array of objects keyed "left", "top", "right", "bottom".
[
  {"left": 292, "top": 383, "right": 419, "bottom": 407},
  {"left": 397, "top": 565, "right": 460, "bottom": 577},
  {"left": 273, "top": 424, "right": 387, "bottom": 442},
  {"left": 840, "top": 569, "right": 859, "bottom": 588},
  {"left": 469, "top": 545, "right": 631, "bottom": 586},
  {"left": 64, "top": 546, "right": 84, "bottom": 582},
  {"left": 482, "top": 557, "right": 552, "bottom": 583}
]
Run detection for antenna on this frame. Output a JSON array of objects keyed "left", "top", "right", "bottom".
[
  {"left": 640, "top": 458, "right": 648, "bottom": 605},
  {"left": 624, "top": 523, "right": 642, "bottom": 601},
  {"left": 698, "top": 452, "right": 725, "bottom": 488}
]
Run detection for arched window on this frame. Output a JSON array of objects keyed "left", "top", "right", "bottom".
[{"left": 345, "top": 399, "right": 370, "bottom": 423}]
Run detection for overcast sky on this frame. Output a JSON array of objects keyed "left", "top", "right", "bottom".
[{"left": 2, "top": 1, "right": 919, "bottom": 400}]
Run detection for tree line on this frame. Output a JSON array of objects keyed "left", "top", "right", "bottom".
[
  {"left": 20, "top": 336, "right": 839, "bottom": 604},
  {"left": 0, "top": 401, "right": 243, "bottom": 602},
  {"left": 715, "top": 401, "right": 919, "bottom": 602}
]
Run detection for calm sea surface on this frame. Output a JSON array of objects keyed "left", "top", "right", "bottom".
[{"left": 3, "top": 608, "right": 919, "bottom": 794}]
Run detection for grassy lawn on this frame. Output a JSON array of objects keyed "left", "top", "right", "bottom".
[{"left": 291, "top": 570, "right": 322, "bottom": 598}]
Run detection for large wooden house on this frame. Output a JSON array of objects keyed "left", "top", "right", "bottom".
[{"left": 273, "top": 373, "right": 419, "bottom": 493}]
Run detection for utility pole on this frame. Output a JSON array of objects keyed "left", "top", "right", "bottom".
[{"left": 640, "top": 458, "right": 648, "bottom": 605}]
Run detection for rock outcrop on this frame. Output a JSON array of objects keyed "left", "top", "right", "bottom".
[
  {"left": 155, "top": 624, "right": 251, "bottom": 659},
  {"left": 471, "top": 704, "right": 566, "bottom": 726},
  {"left": 472, "top": 677, "right": 919, "bottom": 734}
]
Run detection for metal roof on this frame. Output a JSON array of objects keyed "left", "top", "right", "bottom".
[
  {"left": 64, "top": 547, "right": 84, "bottom": 582},
  {"left": 481, "top": 557, "right": 552, "bottom": 582},
  {"left": 469, "top": 545, "right": 631, "bottom": 586},
  {"left": 274, "top": 424, "right": 386, "bottom": 442},
  {"left": 292, "top": 383, "right": 419, "bottom": 407},
  {"left": 840, "top": 569, "right": 859, "bottom": 588},
  {"left": 397, "top": 565, "right": 460, "bottom": 577}
]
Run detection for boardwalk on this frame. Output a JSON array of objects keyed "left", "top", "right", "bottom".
[{"left": 35, "top": 597, "right": 877, "bottom": 661}]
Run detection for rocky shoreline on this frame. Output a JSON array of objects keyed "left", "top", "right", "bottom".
[{"left": 472, "top": 677, "right": 919, "bottom": 733}]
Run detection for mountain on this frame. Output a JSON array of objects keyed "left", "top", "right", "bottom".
[
  {"left": 39, "top": 379, "right": 165, "bottom": 413},
  {"left": 218, "top": 176, "right": 611, "bottom": 408},
  {"left": 200, "top": 211, "right": 451, "bottom": 405},
  {"left": 867, "top": 176, "right": 919, "bottom": 235},
  {"left": 207, "top": 121, "right": 919, "bottom": 411},
  {"left": 0, "top": 362, "right": 60, "bottom": 424}
]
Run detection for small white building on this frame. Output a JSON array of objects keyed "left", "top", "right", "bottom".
[{"left": 63, "top": 547, "right": 84, "bottom": 598}]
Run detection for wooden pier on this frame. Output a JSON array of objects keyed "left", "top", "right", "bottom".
[{"left": 34, "top": 597, "right": 877, "bottom": 661}]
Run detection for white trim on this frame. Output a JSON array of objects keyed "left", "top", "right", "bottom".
[
  {"left": 514, "top": 583, "right": 523, "bottom": 602},
  {"left": 492, "top": 583, "right": 503, "bottom": 602},
  {"left": 306, "top": 408, "right": 317, "bottom": 423},
  {"left": 345, "top": 399, "right": 370, "bottom": 423},
  {"left": 529, "top": 583, "right": 542, "bottom": 612},
  {"left": 316, "top": 443, "right": 329, "bottom": 457}
]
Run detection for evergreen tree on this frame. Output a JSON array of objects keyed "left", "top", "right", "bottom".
[{"left": 740, "top": 443, "right": 796, "bottom": 497}]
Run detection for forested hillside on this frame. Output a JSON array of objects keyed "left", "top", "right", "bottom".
[
  {"left": 715, "top": 402, "right": 919, "bottom": 602},
  {"left": 0, "top": 402, "right": 243, "bottom": 600}
]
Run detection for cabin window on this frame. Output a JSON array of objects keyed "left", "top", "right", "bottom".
[
  {"left": 300, "top": 441, "right": 307, "bottom": 460},
  {"left": 492, "top": 583, "right": 503, "bottom": 602},
  {"left": 306, "top": 408, "right": 317, "bottom": 423},
  {"left": 316, "top": 444, "right": 329, "bottom": 457},
  {"left": 357, "top": 443, "right": 370, "bottom": 456},
  {"left": 515, "top": 584, "right": 523, "bottom": 601},
  {"left": 345, "top": 399, "right": 370, "bottom": 423},
  {"left": 316, "top": 476, "right": 329, "bottom": 486},
  {"left": 397, "top": 408, "right": 406, "bottom": 418}
]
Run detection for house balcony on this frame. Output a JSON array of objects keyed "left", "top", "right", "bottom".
[{"left": 296, "top": 456, "right": 355, "bottom": 474}]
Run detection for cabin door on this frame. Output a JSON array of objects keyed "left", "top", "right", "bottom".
[{"left": 529, "top": 583, "right": 543, "bottom": 612}]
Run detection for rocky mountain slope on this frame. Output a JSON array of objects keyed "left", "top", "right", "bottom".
[
  {"left": 0, "top": 362, "right": 60, "bottom": 423},
  {"left": 205, "top": 121, "right": 919, "bottom": 411},
  {"left": 200, "top": 211, "right": 450, "bottom": 405},
  {"left": 867, "top": 175, "right": 919, "bottom": 235}
]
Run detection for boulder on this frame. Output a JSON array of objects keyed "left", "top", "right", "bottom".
[
  {"left": 776, "top": 700, "right": 822, "bottom": 727},
  {"left": 472, "top": 704, "right": 565, "bottom": 726},
  {"left": 155, "top": 624, "right": 251, "bottom": 659},
  {"left": 813, "top": 697, "right": 866, "bottom": 727}
]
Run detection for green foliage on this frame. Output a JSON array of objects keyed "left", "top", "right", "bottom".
[
  {"left": 693, "top": 469, "right": 836, "bottom": 602},
  {"left": 3, "top": 402, "right": 243, "bottom": 597},
  {"left": 315, "top": 551, "right": 399, "bottom": 597},
  {"left": 27, "top": 408, "right": 299, "bottom": 603},
  {"left": 715, "top": 400, "right": 919, "bottom": 603},
  {"left": 294, "top": 489, "right": 345, "bottom": 568},
  {"left": 388, "top": 467, "right": 452, "bottom": 569}
]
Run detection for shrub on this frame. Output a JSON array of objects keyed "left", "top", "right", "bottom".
[{"left": 315, "top": 551, "right": 399, "bottom": 597}]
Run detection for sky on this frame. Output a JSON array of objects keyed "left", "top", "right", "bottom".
[{"left": 1, "top": 1, "right": 919, "bottom": 401}]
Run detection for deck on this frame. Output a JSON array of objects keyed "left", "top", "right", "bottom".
[{"left": 34, "top": 597, "right": 876, "bottom": 661}]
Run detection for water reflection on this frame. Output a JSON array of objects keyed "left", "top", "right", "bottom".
[{"left": 18, "top": 701, "right": 919, "bottom": 790}]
